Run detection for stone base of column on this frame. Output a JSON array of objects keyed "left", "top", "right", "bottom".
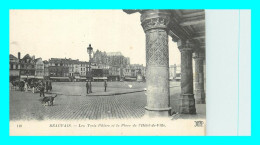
[
  {"left": 195, "top": 90, "right": 206, "bottom": 104},
  {"left": 195, "top": 98, "right": 205, "bottom": 104},
  {"left": 145, "top": 106, "right": 171, "bottom": 117},
  {"left": 179, "top": 94, "right": 196, "bottom": 114}
]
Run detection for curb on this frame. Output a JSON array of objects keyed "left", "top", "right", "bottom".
[
  {"left": 47, "top": 90, "right": 146, "bottom": 97},
  {"left": 86, "top": 90, "right": 146, "bottom": 97}
]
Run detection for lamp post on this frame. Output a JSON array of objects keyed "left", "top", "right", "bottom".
[{"left": 87, "top": 44, "right": 93, "bottom": 93}]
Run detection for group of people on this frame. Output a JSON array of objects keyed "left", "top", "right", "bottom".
[
  {"left": 85, "top": 80, "right": 107, "bottom": 94},
  {"left": 11, "top": 80, "right": 31, "bottom": 92},
  {"left": 11, "top": 79, "right": 52, "bottom": 97}
]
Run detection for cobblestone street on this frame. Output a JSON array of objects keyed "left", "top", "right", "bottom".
[{"left": 10, "top": 81, "right": 205, "bottom": 120}]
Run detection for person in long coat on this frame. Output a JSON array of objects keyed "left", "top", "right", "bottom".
[
  {"left": 86, "top": 81, "right": 89, "bottom": 94},
  {"left": 104, "top": 80, "right": 107, "bottom": 92},
  {"left": 39, "top": 81, "right": 45, "bottom": 97}
]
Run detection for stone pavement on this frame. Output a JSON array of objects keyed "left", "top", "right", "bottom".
[
  {"left": 10, "top": 91, "right": 146, "bottom": 120},
  {"left": 9, "top": 81, "right": 206, "bottom": 120},
  {"left": 51, "top": 81, "right": 147, "bottom": 96}
]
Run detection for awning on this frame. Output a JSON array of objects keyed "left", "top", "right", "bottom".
[
  {"left": 108, "top": 75, "right": 119, "bottom": 77},
  {"left": 50, "top": 77, "right": 70, "bottom": 80},
  {"left": 35, "top": 76, "right": 44, "bottom": 79},
  {"left": 75, "top": 76, "right": 80, "bottom": 79},
  {"left": 125, "top": 77, "right": 136, "bottom": 80},
  {"left": 20, "top": 75, "right": 35, "bottom": 79},
  {"left": 79, "top": 77, "right": 87, "bottom": 80},
  {"left": 93, "top": 77, "right": 107, "bottom": 80}
]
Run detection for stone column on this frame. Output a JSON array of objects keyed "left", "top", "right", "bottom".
[
  {"left": 177, "top": 40, "right": 196, "bottom": 114},
  {"left": 193, "top": 51, "right": 205, "bottom": 104},
  {"left": 141, "top": 10, "right": 171, "bottom": 117},
  {"left": 173, "top": 64, "right": 177, "bottom": 78}
]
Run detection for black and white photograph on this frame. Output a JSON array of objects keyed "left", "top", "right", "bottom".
[{"left": 9, "top": 9, "right": 206, "bottom": 135}]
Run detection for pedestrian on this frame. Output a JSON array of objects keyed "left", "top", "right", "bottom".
[
  {"left": 19, "top": 81, "right": 24, "bottom": 92},
  {"left": 89, "top": 81, "right": 92, "bottom": 93},
  {"left": 49, "top": 80, "right": 52, "bottom": 91},
  {"left": 32, "top": 81, "right": 36, "bottom": 93},
  {"left": 39, "top": 81, "right": 45, "bottom": 97},
  {"left": 32, "top": 84, "right": 35, "bottom": 93},
  {"left": 24, "top": 81, "right": 28, "bottom": 92},
  {"left": 86, "top": 81, "right": 89, "bottom": 94},
  {"left": 46, "top": 81, "right": 49, "bottom": 92},
  {"left": 104, "top": 80, "right": 107, "bottom": 92}
]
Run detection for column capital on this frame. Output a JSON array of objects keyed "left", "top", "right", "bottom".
[
  {"left": 177, "top": 39, "right": 198, "bottom": 52},
  {"left": 140, "top": 10, "right": 171, "bottom": 32},
  {"left": 193, "top": 50, "right": 205, "bottom": 59}
]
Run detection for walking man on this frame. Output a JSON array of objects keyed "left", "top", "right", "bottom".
[
  {"left": 19, "top": 81, "right": 24, "bottom": 92},
  {"left": 24, "top": 81, "right": 28, "bottom": 92},
  {"left": 104, "top": 80, "right": 107, "bottom": 92},
  {"left": 46, "top": 81, "right": 49, "bottom": 92},
  {"left": 49, "top": 80, "right": 52, "bottom": 91},
  {"left": 39, "top": 81, "right": 45, "bottom": 97},
  {"left": 89, "top": 81, "right": 92, "bottom": 93},
  {"left": 86, "top": 81, "right": 89, "bottom": 94},
  {"left": 32, "top": 81, "right": 35, "bottom": 93}
]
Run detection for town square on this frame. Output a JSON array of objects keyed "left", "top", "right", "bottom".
[{"left": 10, "top": 10, "right": 206, "bottom": 121}]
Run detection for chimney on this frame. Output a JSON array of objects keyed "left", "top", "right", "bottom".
[{"left": 18, "top": 52, "right": 21, "bottom": 61}]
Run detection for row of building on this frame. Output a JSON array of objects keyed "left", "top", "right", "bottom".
[{"left": 9, "top": 51, "right": 147, "bottom": 82}]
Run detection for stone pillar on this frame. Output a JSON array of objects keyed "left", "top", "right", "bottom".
[
  {"left": 141, "top": 10, "right": 171, "bottom": 117},
  {"left": 193, "top": 51, "right": 205, "bottom": 104},
  {"left": 173, "top": 64, "right": 177, "bottom": 78},
  {"left": 177, "top": 40, "right": 196, "bottom": 114}
]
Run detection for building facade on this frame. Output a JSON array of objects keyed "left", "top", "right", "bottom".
[
  {"left": 43, "top": 60, "right": 49, "bottom": 77},
  {"left": 79, "top": 61, "right": 88, "bottom": 77},
  {"left": 93, "top": 50, "right": 130, "bottom": 68},
  {"left": 9, "top": 54, "right": 20, "bottom": 81},
  {"left": 20, "top": 54, "right": 36, "bottom": 79},
  {"left": 48, "top": 66, "right": 69, "bottom": 77},
  {"left": 9, "top": 53, "right": 146, "bottom": 82},
  {"left": 35, "top": 58, "right": 44, "bottom": 79}
]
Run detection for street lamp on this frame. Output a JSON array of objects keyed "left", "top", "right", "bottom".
[{"left": 87, "top": 44, "right": 93, "bottom": 93}]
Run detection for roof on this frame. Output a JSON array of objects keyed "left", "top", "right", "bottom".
[
  {"left": 107, "top": 52, "right": 123, "bottom": 56},
  {"left": 124, "top": 10, "right": 205, "bottom": 51},
  {"left": 35, "top": 58, "right": 42, "bottom": 62},
  {"left": 169, "top": 10, "right": 205, "bottom": 50},
  {"left": 9, "top": 54, "right": 18, "bottom": 60},
  {"left": 43, "top": 60, "right": 49, "bottom": 64},
  {"left": 49, "top": 58, "right": 86, "bottom": 64},
  {"left": 22, "top": 54, "right": 31, "bottom": 59}
]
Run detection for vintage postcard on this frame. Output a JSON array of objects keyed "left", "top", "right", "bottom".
[{"left": 9, "top": 9, "right": 206, "bottom": 136}]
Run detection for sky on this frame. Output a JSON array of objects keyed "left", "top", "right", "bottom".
[{"left": 10, "top": 10, "right": 180, "bottom": 66}]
